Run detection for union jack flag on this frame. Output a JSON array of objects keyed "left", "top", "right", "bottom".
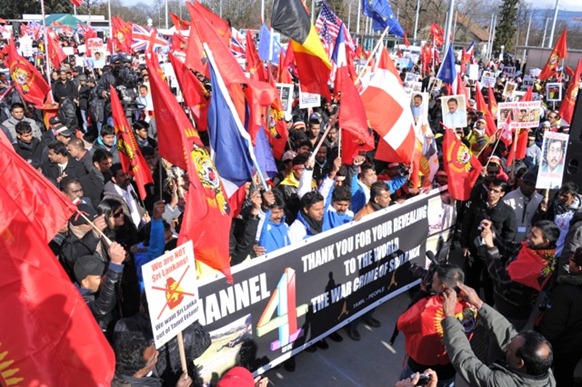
[
  {"left": 315, "top": 2, "right": 354, "bottom": 58},
  {"left": 132, "top": 23, "right": 168, "bottom": 52},
  {"left": 230, "top": 27, "right": 246, "bottom": 61}
]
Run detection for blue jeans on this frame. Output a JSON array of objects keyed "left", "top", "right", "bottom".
[{"left": 400, "top": 364, "right": 455, "bottom": 387}]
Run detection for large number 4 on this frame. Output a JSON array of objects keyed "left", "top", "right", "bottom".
[{"left": 256, "top": 268, "right": 308, "bottom": 351}]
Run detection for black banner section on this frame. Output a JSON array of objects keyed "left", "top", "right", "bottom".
[{"left": 195, "top": 189, "right": 454, "bottom": 381}]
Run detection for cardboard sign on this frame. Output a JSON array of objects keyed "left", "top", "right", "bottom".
[
  {"left": 299, "top": 86, "right": 321, "bottom": 109},
  {"left": 87, "top": 37, "right": 104, "bottom": 52},
  {"left": 276, "top": 83, "right": 294, "bottom": 115},
  {"left": 502, "top": 81, "right": 517, "bottom": 100},
  {"left": 142, "top": 241, "right": 200, "bottom": 348},
  {"left": 468, "top": 64, "right": 479, "bottom": 80},
  {"left": 536, "top": 131, "right": 569, "bottom": 189},
  {"left": 546, "top": 83, "right": 562, "bottom": 102},
  {"left": 497, "top": 101, "right": 542, "bottom": 128}
]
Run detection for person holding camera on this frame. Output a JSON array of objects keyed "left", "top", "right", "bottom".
[
  {"left": 441, "top": 283, "right": 556, "bottom": 387},
  {"left": 397, "top": 264, "right": 477, "bottom": 387},
  {"left": 395, "top": 369, "right": 438, "bottom": 387},
  {"left": 461, "top": 178, "right": 516, "bottom": 306}
]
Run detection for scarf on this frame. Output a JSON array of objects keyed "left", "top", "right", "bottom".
[{"left": 297, "top": 210, "right": 323, "bottom": 236}]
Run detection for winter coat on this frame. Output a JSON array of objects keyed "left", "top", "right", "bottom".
[
  {"left": 13, "top": 137, "right": 44, "bottom": 166},
  {"left": 502, "top": 188, "right": 543, "bottom": 243},
  {"left": 442, "top": 304, "right": 556, "bottom": 387}
]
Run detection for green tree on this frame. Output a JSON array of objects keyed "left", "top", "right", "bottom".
[
  {"left": 494, "top": 0, "right": 519, "bottom": 53},
  {"left": 0, "top": 0, "right": 72, "bottom": 19}
]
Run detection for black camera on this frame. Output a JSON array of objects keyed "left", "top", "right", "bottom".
[
  {"left": 409, "top": 263, "right": 435, "bottom": 290},
  {"left": 415, "top": 373, "right": 432, "bottom": 386}
]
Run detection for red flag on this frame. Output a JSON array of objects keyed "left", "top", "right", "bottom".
[
  {"left": 277, "top": 47, "right": 293, "bottom": 83},
  {"left": 442, "top": 128, "right": 482, "bottom": 201},
  {"left": 110, "top": 85, "right": 154, "bottom": 200},
  {"left": 170, "top": 12, "right": 190, "bottom": 31},
  {"left": 421, "top": 43, "right": 433, "bottom": 75},
  {"left": 185, "top": 22, "right": 209, "bottom": 77},
  {"left": 361, "top": 47, "right": 416, "bottom": 165},
  {"left": 245, "top": 32, "right": 268, "bottom": 82},
  {"left": 475, "top": 82, "right": 496, "bottom": 137},
  {"left": 189, "top": 0, "right": 231, "bottom": 46},
  {"left": 539, "top": 29, "right": 568, "bottom": 81},
  {"left": 456, "top": 73, "right": 468, "bottom": 100},
  {"left": 403, "top": 34, "right": 411, "bottom": 48},
  {"left": 507, "top": 243, "right": 556, "bottom": 291},
  {"left": 6, "top": 39, "right": 50, "bottom": 108},
  {"left": 169, "top": 53, "right": 209, "bottom": 131},
  {"left": 487, "top": 85, "right": 498, "bottom": 117},
  {"left": 431, "top": 23, "right": 444, "bottom": 46},
  {"left": 334, "top": 24, "right": 374, "bottom": 163},
  {"left": 506, "top": 126, "right": 519, "bottom": 167},
  {"left": 147, "top": 52, "right": 233, "bottom": 282},
  {"left": 70, "top": 0, "right": 82, "bottom": 7},
  {"left": 559, "top": 59, "right": 582, "bottom": 123},
  {"left": 146, "top": 53, "right": 189, "bottom": 170},
  {"left": 0, "top": 190, "right": 115, "bottom": 385},
  {"left": 46, "top": 27, "right": 67, "bottom": 69},
  {"left": 171, "top": 30, "right": 187, "bottom": 52},
  {"left": 0, "top": 131, "right": 77, "bottom": 240},
  {"left": 515, "top": 129, "right": 529, "bottom": 161},
  {"left": 112, "top": 17, "right": 133, "bottom": 53}
]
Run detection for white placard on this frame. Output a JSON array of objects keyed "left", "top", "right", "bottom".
[
  {"left": 142, "top": 240, "right": 200, "bottom": 349},
  {"left": 497, "top": 101, "right": 542, "bottom": 128},
  {"left": 276, "top": 83, "right": 294, "bottom": 115},
  {"left": 299, "top": 86, "right": 321, "bottom": 109},
  {"left": 536, "top": 131, "right": 569, "bottom": 189},
  {"left": 468, "top": 64, "right": 479, "bottom": 80}
]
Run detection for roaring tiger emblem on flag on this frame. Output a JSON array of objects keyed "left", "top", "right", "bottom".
[
  {"left": 10, "top": 65, "right": 32, "bottom": 94},
  {"left": 191, "top": 146, "right": 229, "bottom": 216}
]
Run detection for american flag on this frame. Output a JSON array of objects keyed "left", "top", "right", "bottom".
[
  {"left": 315, "top": 3, "right": 354, "bottom": 57},
  {"left": 315, "top": 3, "right": 341, "bottom": 57},
  {"left": 131, "top": 23, "right": 168, "bottom": 52},
  {"left": 230, "top": 27, "right": 246, "bottom": 61}
]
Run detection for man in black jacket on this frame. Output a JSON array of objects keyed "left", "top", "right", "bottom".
[
  {"left": 74, "top": 241, "right": 126, "bottom": 333},
  {"left": 13, "top": 121, "right": 44, "bottom": 166},
  {"left": 42, "top": 140, "right": 87, "bottom": 184},
  {"left": 461, "top": 178, "right": 516, "bottom": 305}
]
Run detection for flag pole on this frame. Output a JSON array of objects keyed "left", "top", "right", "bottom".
[
  {"left": 76, "top": 210, "right": 113, "bottom": 246},
  {"left": 356, "top": 26, "right": 389, "bottom": 83},
  {"left": 309, "top": 123, "right": 334, "bottom": 164},
  {"left": 40, "top": 0, "right": 52, "bottom": 86}
]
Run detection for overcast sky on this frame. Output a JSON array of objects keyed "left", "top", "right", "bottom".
[{"left": 528, "top": 0, "right": 582, "bottom": 11}]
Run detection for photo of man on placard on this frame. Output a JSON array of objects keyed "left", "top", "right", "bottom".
[
  {"left": 541, "top": 137, "right": 565, "bottom": 174},
  {"left": 441, "top": 95, "right": 467, "bottom": 128}
]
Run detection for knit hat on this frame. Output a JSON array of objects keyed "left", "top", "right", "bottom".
[{"left": 74, "top": 254, "right": 106, "bottom": 283}]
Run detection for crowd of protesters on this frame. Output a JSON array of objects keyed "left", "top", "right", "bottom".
[{"left": 3, "top": 21, "right": 582, "bottom": 386}]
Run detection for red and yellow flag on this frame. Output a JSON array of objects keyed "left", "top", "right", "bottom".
[
  {"left": 539, "top": 29, "right": 568, "bottom": 81},
  {"left": 110, "top": 85, "right": 154, "bottom": 200},
  {"left": 46, "top": 27, "right": 67, "bottom": 69},
  {"left": 443, "top": 128, "right": 482, "bottom": 201},
  {"left": 559, "top": 59, "right": 582, "bottom": 124},
  {"left": 6, "top": 39, "right": 50, "bottom": 108},
  {"left": 111, "top": 17, "right": 133, "bottom": 53}
]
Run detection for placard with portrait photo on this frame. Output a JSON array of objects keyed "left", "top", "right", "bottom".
[
  {"left": 536, "top": 131, "right": 569, "bottom": 189},
  {"left": 410, "top": 92, "right": 429, "bottom": 126},
  {"left": 440, "top": 95, "right": 467, "bottom": 128}
]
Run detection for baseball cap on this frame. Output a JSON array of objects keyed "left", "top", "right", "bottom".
[
  {"left": 49, "top": 116, "right": 61, "bottom": 125},
  {"left": 86, "top": 77, "right": 96, "bottom": 83},
  {"left": 74, "top": 254, "right": 106, "bottom": 283},
  {"left": 55, "top": 126, "right": 74, "bottom": 137},
  {"left": 523, "top": 171, "right": 537, "bottom": 184},
  {"left": 309, "top": 112, "right": 322, "bottom": 123},
  {"left": 69, "top": 203, "right": 99, "bottom": 226}
]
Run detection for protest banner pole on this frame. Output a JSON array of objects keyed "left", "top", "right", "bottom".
[
  {"left": 337, "top": 124, "right": 342, "bottom": 158},
  {"left": 76, "top": 210, "right": 113, "bottom": 246},
  {"left": 476, "top": 128, "right": 501, "bottom": 158},
  {"left": 356, "top": 26, "right": 389, "bottom": 83},
  {"left": 309, "top": 124, "right": 333, "bottom": 164},
  {"left": 483, "top": 130, "right": 504, "bottom": 170},
  {"left": 177, "top": 331, "right": 188, "bottom": 372}
]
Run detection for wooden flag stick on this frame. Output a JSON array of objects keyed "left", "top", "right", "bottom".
[
  {"left": 76, "top": 209, "right": 113, "bottom": 246},
  {"left": 177, "top": 331, "right": 188, "bottom": 373}
]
